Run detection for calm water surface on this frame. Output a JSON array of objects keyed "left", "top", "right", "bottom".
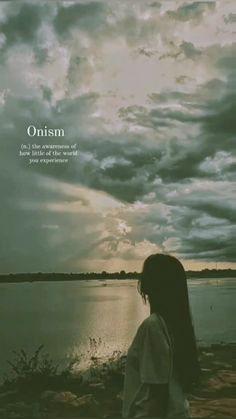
[{"left": 0, "top": 278, "right": 235, "bottom": 376}]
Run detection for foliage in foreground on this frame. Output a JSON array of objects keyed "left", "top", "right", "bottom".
[
  {"left": 1, "top": 339, "right": 125, "bottom": 396},
  {"left": 2, "top": 345, "right": 82, "bottom": 394},
  {"left": 0, "top": 343, "right": 235, "bottom": 419}
]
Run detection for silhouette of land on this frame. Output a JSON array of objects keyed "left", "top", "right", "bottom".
[{"left": 0, "top": 269, "right": 235, "bottom": 283}]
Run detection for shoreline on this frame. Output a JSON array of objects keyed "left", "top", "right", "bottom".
[
  {"left": 0, "top": 271, "right": 236, "bottom": 284},
  {"left": 0, "top": 277, "right": 236, "bottom": 285},
  {"left": 0, "top": 343, "right": 235, "bottom": 418}
]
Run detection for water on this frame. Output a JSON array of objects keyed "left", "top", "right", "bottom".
[{"left": 0, "top": 278, "right": 235, "bottom": 377}]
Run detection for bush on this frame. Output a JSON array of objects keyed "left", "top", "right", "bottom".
[{"left": 3, "top": 345, "right": 82, "bottom": 394}]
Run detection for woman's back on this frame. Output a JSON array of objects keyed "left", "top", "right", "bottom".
[{"left": 122, "top": 313, "right": 190, "bottom": 418}]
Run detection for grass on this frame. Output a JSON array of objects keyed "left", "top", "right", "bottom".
[
  {"left": 1, "top": 338, "right": 125, "bottom": 396},
  {"left": 1, "top": 342, "right": 235, "bottom": 418},
  {"left": 0, "top": 341, "right": 125, "bottom": 417},
  {"left": 2, "top": 345, "right": 82, "bottom": 396}
]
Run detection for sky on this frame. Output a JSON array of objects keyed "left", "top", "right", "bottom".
[{"left": 0, "top": 0, "right": 235, "bottom": 273}]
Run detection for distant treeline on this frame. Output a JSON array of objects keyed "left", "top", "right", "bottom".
[{"left": 0, "top": 269, "right": 235, "bottom": 283}]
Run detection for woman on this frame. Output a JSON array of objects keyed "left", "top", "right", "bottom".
[{"left": 122, "top": 254, "right": 201, "bottom": 418}]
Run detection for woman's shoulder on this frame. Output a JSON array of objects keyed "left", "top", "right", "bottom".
[
  {"left": 135, "top": 313, "right": 172, "bottom": 350},
  {"left": 137, "top": 313, "right": 166, "bottom": 335}
]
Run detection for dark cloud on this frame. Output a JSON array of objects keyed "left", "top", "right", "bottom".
[
  {"left": 167, "top": 2, "right": 216, "bottom": 21},
  {"left": 224, "top": 13, "right": 236, "bottom": 24},
  {"left": 178, "top": 230, "right": 236, "bottom": 261},
  {"left": 185, "top": 201, "right": 236, "bottom": 224},
  {"left": 158, "top": 201, "right": 236, "bottom": 262},
  {"left": 0, "top": 3, "right": 57, "bottom": 65},
  {"left": 149, "top": 1, "right": 161, "bottom": 9},
  {"left": 180, "top": 41, "right": 202, "bottom": 59},
  {"left": 0, "top": 4, "right": 44, "bottom": 55},
  {"left": 159, "top": 42, "right": 202, "bottom": 61},
  {"left": 216, "top": 45, "right": 236, "bottom": 77},
  {"left": 119, "top": 73, "right": 235, "bottom": 184},
  {"left": 201, "top": 95, "right": 236, "bottom": 137},
  {"left": 0, "top": 0, "right": 235, "bottom": 270},
  {"left": 53, "top": 2, "right": 105, "bottom": 36}
]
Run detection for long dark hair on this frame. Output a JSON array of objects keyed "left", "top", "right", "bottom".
[{"left": 138, "top": 253, "right": 201, "bottom": 392}]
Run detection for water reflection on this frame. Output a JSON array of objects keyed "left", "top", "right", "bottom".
[{"left": 0, "top": 278, "right": 235, "bottom": 376}]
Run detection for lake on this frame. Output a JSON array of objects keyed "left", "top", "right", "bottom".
[{"left": 0, "top": 278, "right": 235, "bottom": 377}]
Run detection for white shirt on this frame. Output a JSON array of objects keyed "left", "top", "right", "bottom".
[{"left": 122, "top": 313, "right": 190, "bottom": 418}]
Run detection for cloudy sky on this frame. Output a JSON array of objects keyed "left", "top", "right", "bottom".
[{"left": 0, "top": 0, "right": 235, "bottom": 273}]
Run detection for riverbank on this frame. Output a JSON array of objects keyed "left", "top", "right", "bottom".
[
  {"left": 1, "top": 270, "right": 235, "bottom": 283},
  {"left": 0, "top": 344, "right": 235, "bottom": 418}
]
